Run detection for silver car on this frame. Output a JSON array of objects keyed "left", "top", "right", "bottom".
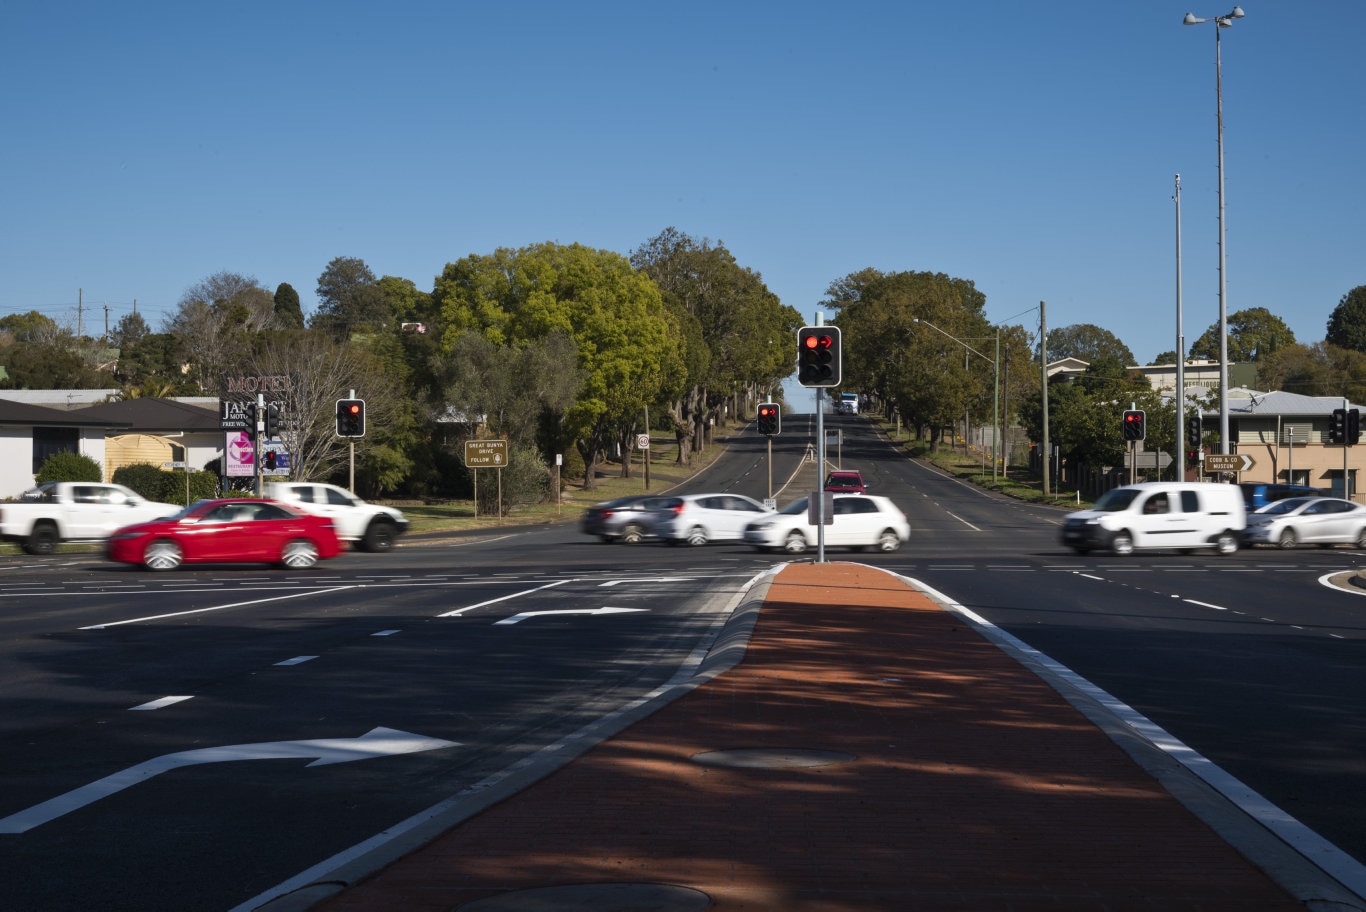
[
  {"left": 580, "top": 495, "right": 681, "bottom": 543},
  {"left": 653, "top": 493, "right": 772, "bottom": 546},
  {"left": 1243, "top": 496, "right": 1366, "bottom": 549}
]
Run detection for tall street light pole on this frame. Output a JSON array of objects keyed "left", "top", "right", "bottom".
[{"left": 1184, "top": 6, "right": 1244, "bottom": 457}]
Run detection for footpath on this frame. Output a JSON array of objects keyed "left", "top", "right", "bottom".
[{"left": 262, "top": 561, "right": 1365, "bottom": 912}]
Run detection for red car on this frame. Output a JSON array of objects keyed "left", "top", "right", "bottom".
[
  {"left": 106, "top": 498, "right": 342, "bottom": 571},
  {"left": 823, "top": 470, "right": 867, "bottom": 494}
]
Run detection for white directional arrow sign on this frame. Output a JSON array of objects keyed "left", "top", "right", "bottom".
[
  {"left": 494, "top": 606, "right": 648, "bottom": 626},
  {"left": 0, "top": 727, "right": 458, "bottom": 834}
]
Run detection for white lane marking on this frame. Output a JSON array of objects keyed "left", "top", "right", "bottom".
[
  {"left": 0, "top": 727, "right": 459, "bottom": 834},
  {"left": 943, "top": 511, "right": 983, "bottom": 531},
  {"left": 371, "top": 629, "right": 402, "bottom": 637},
  {"left": 437, "top": 579, "right": 574, "bottom": 617},
  {"left": 129, "top": 696, "right": 193, "bottom": 711},
  {"left": 1184, "top": 599, "right": 1228, "bottom": 611},
  {"left": 598, "top": 577, "right": 696, "bottom": 587},
  {"left": 494, "top": 606, "right": 648, "bottom": 626},
  {"left": 275, "top": 656, "right": 318, "bottom": 666},
  {"left": 77, "top": 587, "right": 357, "bottom": 630}
]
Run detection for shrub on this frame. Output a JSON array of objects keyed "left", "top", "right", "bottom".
[
  {"left": 36, "top": 451, "right": 102, "bottom": 483},
  {"left": 112, "top": 463, "right": 168, "bottom": 500}
]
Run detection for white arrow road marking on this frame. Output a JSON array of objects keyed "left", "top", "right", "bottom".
[
  {"left": 438, "top": 579, "right": 574, "bottom": 617},
  {"left": 597, "top": 577, "right": 696, "bottom": 587},
  {"left": 0, "top": 727, "right": 458, "bottom": 834},
  {"left": 494, "top": 606, "right": 648, "bottom": 626}
]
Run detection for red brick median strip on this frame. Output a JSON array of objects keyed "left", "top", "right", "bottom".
[{"left": 318, "top": 562, "right": 1303, "bottom": 911}]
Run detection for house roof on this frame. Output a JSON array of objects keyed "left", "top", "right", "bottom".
[
  {"left": 0, "top": 399, "right": 132, "bottom": 429},
  {"left": 1219, "top": 389, "right": 1362, "bottom": 417},
  {"left": 69, "top": 398, "right": 221, "bottom": 432}
]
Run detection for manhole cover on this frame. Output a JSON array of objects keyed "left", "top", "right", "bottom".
[
  {"left": 690, "top": 748, "right": 855, "bottom": 769},
  {"left": 456, "top": 882, "right": 711, "bottom": 911}
]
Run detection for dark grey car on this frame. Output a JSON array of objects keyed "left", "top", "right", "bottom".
[{"left": 579, "top": 495, "right": 681, "bottom": 543}]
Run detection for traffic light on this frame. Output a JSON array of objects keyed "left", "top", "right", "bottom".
[
  {"left": 263, "top": 451, "right": 278, "bottom": 472},
  {"left": 1185, "top": 413, "right": 1201, "bottom": 446},
  {"left": 1350, "top": 408, "right": 1362, "bottom": 446},
  {"left": 336, "top": 398, "right": 366, "bottom": 437},
  {"left": 757, "top": 402, "right": 781, "bottom": 436},
  {"left": 1121, "top": 409, "right": 1146, "bottom": 441},
  {"left": 263, "top": 402, "right": 280, "bottom": 439},
  {"left": 797, "top": 326, "right": 842, "bottom": 388},
  {"left": 1329, "top": 408, "right": 1347, "bottom": 444}
]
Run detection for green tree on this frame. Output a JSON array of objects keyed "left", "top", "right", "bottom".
[
  {"left": 1047, "top": 324, "right": 1135, "bottom": 367},
  {"left": 1258, "top": 341, "right": 1366, "bottom": 403},
  {"left": 274, "top": 283, "right": 305, "bottom": 330},
  {"left": 1326, "top": 285, "right": 1366, "bottom": 353},
  {"left": 434, "top": 242, "right": 684, "bottom": 490},
  {"left": 826, "top": 268, "right": 992, "bottom": 451},
  {"left": 631, "top": 228, "right": 800, "bottom": 464},
  {"left": 1188, "top": 307, "right": 1295, "bottom": 362},
  {"left": 311, "top": 256, "right": 389, "bottom": 337},
  {"left": 0, "top": 310, "right": 61, "bottom": 341},
  {"left": 36, "top": 451, "right": 102, "bottom": 483}
]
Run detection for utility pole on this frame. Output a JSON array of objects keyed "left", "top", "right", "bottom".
[{"left": 1040, "top": 300, "right": 1050, "bottom": 496}]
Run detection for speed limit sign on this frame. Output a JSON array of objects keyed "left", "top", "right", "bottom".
[{"left": 636, "top": 434, "right": 650, "bottom": 450}]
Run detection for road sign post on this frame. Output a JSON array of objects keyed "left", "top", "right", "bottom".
[{"left": 464, "top": 440, "right": 509, "bottom": 520}]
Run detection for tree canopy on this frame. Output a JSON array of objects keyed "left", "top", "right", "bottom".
[
  {"left": 1188, "top": 307, "right": 1295, "bottom": 362},
  {"left": 1326, "top": 285, "right": 1366, "bottom": 353}
]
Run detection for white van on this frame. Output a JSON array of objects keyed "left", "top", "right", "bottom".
[
  {"left": 839, "top": 393, "right": 859, "bottom": 414},
  {"left": 1059, "top": 481, "right": 1246, "bottom": 555}
]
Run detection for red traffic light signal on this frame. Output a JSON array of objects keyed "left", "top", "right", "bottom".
[
  {"left": 336, "top": 398, "right": 366, "bottom": 437},
  {"left": 797, "top": 326, "right": 842, "bottom": 388},
  {"left": 757, "top": 402, "right": 781, "bottom": 436},
  {"left": 1122, "top": 409, "right": 1146, "bottom": 441}
]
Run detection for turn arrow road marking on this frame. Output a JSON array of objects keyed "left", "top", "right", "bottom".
[
  {"left": 0, "top": 727, "right": 459, "bottom": 834},
  {"left": 494, "top": 606, "right": 648, "bottom": 626}
]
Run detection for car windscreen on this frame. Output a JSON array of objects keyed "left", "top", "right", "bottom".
[
  {"left": 1092, "top": 488, "right": 1140, "bottom": 512},
  {"left": 779, "top": 498, "right": 810, "bottom": 515},
  {"left": 1259, "top": 497, "right": 1313, "bottom": 515}
]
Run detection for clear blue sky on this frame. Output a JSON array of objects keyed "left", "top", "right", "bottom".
[{"left": 2, "top": 1, "right": 1361, "bottom": 375}]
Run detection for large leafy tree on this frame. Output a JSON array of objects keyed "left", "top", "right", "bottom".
[
  {"left": 1326, "top": 285, "right": 1366, "bottom": 353},
  {"left": 273, "top": 283, "right": 305, "bottom": 330},
  {"left": 1047, "top": 324, "right": 1134, "bottom": 367},
  {"left": 311, "top": 256, "right": 390, "bottom": 337},
  {"left": 826, "top": 268, "right": 995, "bottom": 451},
  {"left": 433, "top": 242, "right": 685, "bottom": 489},
  {"left": 1258, "top": 341, "right": 1366, "bottom": 403},
  {"left": 631, "top": 228, "right": 801, "bottom": 464},
  {"left": 1188, "top": 307, "right": 1295, "bottom": 362}
]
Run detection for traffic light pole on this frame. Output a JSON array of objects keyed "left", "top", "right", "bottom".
[{"left": 816, "top": 386, "right": 826, "bottom": 564}]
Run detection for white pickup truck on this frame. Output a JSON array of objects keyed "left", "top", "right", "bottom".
[
  {"left": 0, "top": 482, "right": 180, "bottom": 555},
  {"left": 263, "top": 482, "right": 410, "bottom": 553}
]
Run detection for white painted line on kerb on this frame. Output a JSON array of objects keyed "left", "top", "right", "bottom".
[
  {"left": 78, "top": 587, "right": 357, "bottom": 630},
  {"left": 438, "top": 579, "right": 574, "bottom": 617},
  {"left": 130, "top": 696, "right": 193, "bottom": 711}
]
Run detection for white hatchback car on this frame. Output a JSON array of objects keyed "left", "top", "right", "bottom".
[
  {"left": 653, "top": 493, "right": 772, "bottom": 546},
  {"left": 744, "top": 494, "right": 910, "bottom": 553},
  {"left": 1243, "top": 496, "right": 1366, "bottom": 549}
]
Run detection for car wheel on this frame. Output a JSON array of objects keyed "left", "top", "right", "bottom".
[
  {"left": 144, "top": 539, "right": 183, "bottom": 571},
  {"left": 1277, "top": 528, "right": 1297, "bottom": 550},
  {"left": 24, "top": 522, "right": 60, "bottom": 556},
  {"left": 361, "top": 520, "right": 397, "bottom": 553},
  {"left": 782, "top": 530, "right": 808, "bottom": 553},
  {"left": 876, "top": 529, "right": 901, "bottom": 552},
  {"left": 620, "top": 523, "right": 645, "bottom": 544},
  {"left": 686, "top": 526, "right": 708, "bottom": 546},
  {"left": 1111, "top": 531, "right": 1134, "bottom": 556},
  {"left": 1215, "top": 531, "right": 1240, "bottom": 555},
  {"left": 1357, "top": 528, "right": 1366, "bottom": 550},
  {"left": 281, "top": 539, "right": 320, "bottom": 569}
]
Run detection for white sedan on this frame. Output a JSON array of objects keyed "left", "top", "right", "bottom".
[
  {"left": 744, "top": 494, "right": 910, "bottom": 553},
  {"left": 1243, "top": 496, "right": 1366, "bottom": 549}
]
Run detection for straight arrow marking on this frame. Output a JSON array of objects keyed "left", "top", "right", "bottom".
[
  {"left": 494, "top": 606, "right": 648, "bottom": 626},
  {"left": 0, "top": 727, "right": 458, "bottom": 834}
]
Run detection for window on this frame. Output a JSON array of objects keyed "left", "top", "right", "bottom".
[{"left": 32, "top": 427, "right": 79, "bottom": 474}]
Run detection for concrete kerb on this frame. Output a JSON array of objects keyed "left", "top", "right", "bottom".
[
  {"left": 897, "top": 567, "right": 1366, "bottom": 912},
  {"left": 240, "top": 565, "right": 782, "bottom": 912}
]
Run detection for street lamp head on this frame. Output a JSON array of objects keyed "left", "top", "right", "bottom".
[
  {"left": 1230, "top": 6, "right": 1245, "bottom": 18},
  {"left": 1183, "top": 12, "right": 1205, "bottom": 24}
]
